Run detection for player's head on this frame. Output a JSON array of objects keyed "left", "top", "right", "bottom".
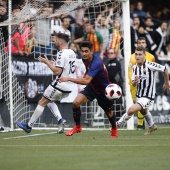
[
  {"left": 137, "top": 37, "right": 147, "bottom": 48},
  {"left": 108, "top": 49, "right": 116, "bottom": 59},
  {"left": 80, "top": 41, "right": 93, "bottom": 60},
  {"left": 135, "top": 46, "right": 146, "bottom": 65},
  {"left": 55, "top": 33, "right": 69, "bottom": 50}
]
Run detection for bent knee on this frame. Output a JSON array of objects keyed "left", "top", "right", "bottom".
[{"left": 73, "top": 100, "right": 81, "bottom": 108}]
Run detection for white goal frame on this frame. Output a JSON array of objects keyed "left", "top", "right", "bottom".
[{"left": 1, "top": 0, "right": 133, "bottom": 130}]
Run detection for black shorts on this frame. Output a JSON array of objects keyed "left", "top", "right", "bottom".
[{"left": 80, "top": 84, "right": 114, "bottom": 111}]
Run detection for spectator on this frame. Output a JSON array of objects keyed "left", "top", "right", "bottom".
[
  {"left": 74, "top": 21, "right": 105, "bottom": 59},
  {"left": 131, "top": 16, "right": 145, "bottom": 53},
  {"left": 143, "top": 17, "right": 157, "bottom": 56},
  {"left": 25, "top": 26, "right": 38, "bottom": 55},
  {"left": 5, "top": 25, "right": 25, "bottom": 56},
  {"left": 69, "top": 41, "right": 81, "bottom": 59},
  {"left": 0, "top": 4, "right": 8, "bottom": 44},
  {"left": 153, "top": 21, "right": 168, "bottom": 58},
  {"left": 51, "top": 16, "right": 71, "bottom": 40},
  {"left": 131, "top": 1, "right": 146, "bottom": 20},
  {"left": 106, "top": 18, "right": 122, "bottom": 58},
  {"left": 95, "top": 13, "right": 110, "bottom": 48}
]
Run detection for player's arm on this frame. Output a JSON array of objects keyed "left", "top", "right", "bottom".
[
  {"left": 59, "top": 74, "right": 93, "bottom": 85},
  {"left": 128, "top": 54, "right": 134, "bottom": 83},
  {"left": 38, "top": 55, "right": 62, "bottom": 75},
  {"left": 163, "top": 67, "right": 170, "bottom": 91},
  {"left": 73, "top": 37, "right": 85, "bottom": 43},
  {"left": 132, "top": 66, "right": 138, "bottom": 87},
  {"left": 96, "top": 32, "right": 105, "bottom": 59}
]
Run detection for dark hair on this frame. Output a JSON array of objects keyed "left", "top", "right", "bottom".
[
  {"left": 137, "top": 37, "right": 146, "bottom": 43},
  {"left": 55, "top": 33, "right": 69, "bottom": 43},
  {"left": 68, "top": 41, "right": 76, "bottom": 47},
  {"left": 135, "top": 46, "right": 145, "bottom": 53},
  {"left": 61, "top": 16, "right": 69, "bottom": 23},
  {"left": 80, "top": 41, "right": 93, "bottom": 50}
]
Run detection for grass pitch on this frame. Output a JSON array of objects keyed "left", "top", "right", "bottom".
[{"left": 0, "top": 127, "right": 170, "bottom": 170}]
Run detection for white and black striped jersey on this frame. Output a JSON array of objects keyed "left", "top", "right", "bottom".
[
  {"left": 51, "top": 49, "right": 77, "bottom": 92},
  {"left": 132, "top": 60, "right": 166, "bottom": 100}
]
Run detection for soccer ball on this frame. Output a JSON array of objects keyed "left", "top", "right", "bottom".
[{"left": 105, "top": 84, "right": 122, "bottom": 100}]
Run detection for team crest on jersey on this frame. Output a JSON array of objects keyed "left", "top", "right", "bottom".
[
  {"left": 143, "top": 68, "right": 148, "bottom": 74},
  {"left": 57, "top": 61, "right": 61, "bottom": 65}
]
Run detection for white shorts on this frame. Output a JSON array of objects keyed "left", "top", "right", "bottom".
[
  {"left": 136, "top": 97, "right": 154, "bottom": 109},
  {"left": 43, "top": 85, "right": 70, "bottom": 101}
]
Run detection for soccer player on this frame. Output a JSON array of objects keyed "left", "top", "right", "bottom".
[
  {"left": 117, "top": 46, "right": 170, "bottom": 135},
  {"left": 17, "top": 33, "right": 77, "bottom": 134},
  {"left": 59, "top": 41, "right": 118, "bottom": 138},
  {"left": 128, "top": 37, "right": 155, "bottom": 130}
]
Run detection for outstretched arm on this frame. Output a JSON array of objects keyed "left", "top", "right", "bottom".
[
  {"left": 59, "top": 74, "right": 93, "bottom": 85},
  {"left": 38, "top": 55, "right": 62, "bottom": 75}
]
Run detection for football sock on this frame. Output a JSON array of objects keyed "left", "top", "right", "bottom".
[
  {"left": 108, "top": 112, "right": 116, "bottom": 129},
  {"left": 117, "top": 113, "right": 132, "bottom": 125},
  {"left": 47, "top": 102, "right": 62, "bottom": 122},
  {"left": 144, "top": 111, "right": 154, "bottom": 127},
  {"left": 28, "top": 105, "right": 44, "bottom": 127},
  {"left": 73, "top": 107, "right": 81, "bottom": 126},
  {"left": 137, "top": 111, "right": 144, "bottom": 126}
]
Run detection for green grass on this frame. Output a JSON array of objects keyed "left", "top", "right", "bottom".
[{"left": 0, "top": 128, "right": 170, "bottom": 170}]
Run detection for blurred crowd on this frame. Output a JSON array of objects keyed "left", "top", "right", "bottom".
[
  {"left": 0, "top": 0, "right": 169, "bottom": 69},
  {"left": 0, "top": 0, "right": 170, "bottom": 60}
]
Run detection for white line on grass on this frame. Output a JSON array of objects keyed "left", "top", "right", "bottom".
[
  {"left": 3, "top": 132, "right": 57, "bottom": 140},
  {"left": 0, "top": 144, "right": 170, "bottom": 147}
]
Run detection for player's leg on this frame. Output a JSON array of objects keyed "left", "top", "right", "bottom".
[
  {"left": 142, "top": 109, "right": 157, "bottom": 135},
  {"left": 47, "top": 102, "right": 66, "bottom": 133},
  {"left": 65, "top": 93, "right": 89, "bottom": 136},
  {"left": 137, "top": 111, "right": 145, "bottom": 130},
  {"left": 130, "top": 86, "right": 145, "bottom": 130},
  {"left": 46, "top": 85, "right": 69, "bottom": 133},
  {"left": 96, "top": 94, "right": 118, "bottom": 138},
  {"left": 117, "top": 103, "right": 142, "bottom": 126},
  {"left": 134, "top": 97, "right": 157, "bottom": 135},
  {"left": 66, "top": 85, "right": 94, "bottom": 136},
  {"left": 17, "top": 96, "right": 49, "bottom": 133}
]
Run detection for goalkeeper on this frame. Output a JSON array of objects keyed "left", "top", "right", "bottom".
[{"left": 128, "top": 37, "right": 155, "bottom": 130}]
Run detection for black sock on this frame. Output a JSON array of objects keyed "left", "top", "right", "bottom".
[
  {"left": 73, "top": 107, "right": 81, "bottom": 126},
  {"left": 108, "top": 113, "right": 116, "bottom": 129}
]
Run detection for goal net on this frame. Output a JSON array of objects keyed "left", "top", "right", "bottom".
[{"left": 0, "top": 0, "right": 131, "bottom": 130}]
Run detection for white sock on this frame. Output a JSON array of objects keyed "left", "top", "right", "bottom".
[
  {"left": 47, "top": 102, "right": 62, "bottom": 122},
  {"left": 144, "top": 111, "right": 154, "bottom": 127},
  {"left": 117, "top": 113, "right": 132, "bottom": 125},
  {"left": 28, "top": 105, "right": 44, "bottom": 127}
]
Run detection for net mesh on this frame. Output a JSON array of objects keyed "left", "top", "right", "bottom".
[{"left": 0, "top": 0, "right": 126, "bottom": 129}]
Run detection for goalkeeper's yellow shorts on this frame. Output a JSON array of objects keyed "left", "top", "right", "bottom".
[{"left": 130, "top": 85, "right": 137, "bottom": 102}]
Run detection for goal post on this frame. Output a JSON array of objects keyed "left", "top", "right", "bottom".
[
  {"left": 121, "top": 0, "right": 134, "bottom": 130},
  {"left": 0, "top": 0, "right": 134, "bottom": 130}
]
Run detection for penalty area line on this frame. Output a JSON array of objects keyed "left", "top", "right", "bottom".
[{"left": 3, "top": 131, "right": 57, "bottom": 140}]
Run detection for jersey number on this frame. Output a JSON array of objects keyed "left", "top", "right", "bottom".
[{"left": 69, "top": 61, "right": 75, "bottom": 74}]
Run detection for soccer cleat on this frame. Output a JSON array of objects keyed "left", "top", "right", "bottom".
[
  {"left": 58, "top": 118, "right": 66, "bottom": 134},
  {"left": 137, "top": 125, "right": 145, "bottom": 130},
  {"left": 116, "top": 114, "right": 127, "bottom": 127},
  {"left": 144, "top": 124, "right": 157, "bottom": 135},
  {"left": 16, "top": 121, "right": 32, "bottom": 133},
  {"left": 65, "top": 125, "right": 82, "bottom": 136},
  {"left": 111, "top": 126, "right": 118, "bottom": 138},
  {"left": 0, "top": 127, "right": 4, "bottom": 131}
]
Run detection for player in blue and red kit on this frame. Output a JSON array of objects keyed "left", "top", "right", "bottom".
[{"left": 59, "top": 41, "right": 118, "bottom": 138}]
